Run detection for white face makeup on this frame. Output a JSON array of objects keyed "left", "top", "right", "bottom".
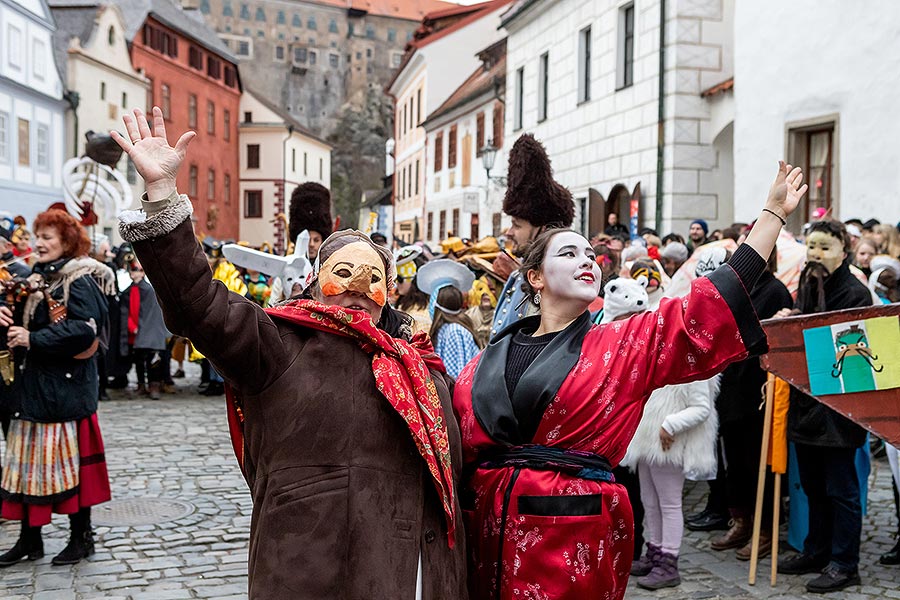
[
  {"left": 806, "top": 230, "right": 846, "bottom": 274},
  {"left": 537, "top": 231, "right": 601, "bottom": 303}
]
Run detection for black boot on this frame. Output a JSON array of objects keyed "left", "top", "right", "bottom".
[
  {"left": 52, "top": 508, "right": 95, "bottom": 566},
  {"left": 0, "top": 521, "right": 44, "bottom": 567}
]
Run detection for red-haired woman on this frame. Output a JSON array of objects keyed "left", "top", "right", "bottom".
[{"left": 0, "top": 209, "right": 114, "bottom": 567}]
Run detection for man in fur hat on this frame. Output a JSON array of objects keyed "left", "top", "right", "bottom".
[
  {"left": 289, "top": 182, "right": 333, "bottom": 262},
  {"left": 490, "top": 134, "right": 574, "bottom": 339}
]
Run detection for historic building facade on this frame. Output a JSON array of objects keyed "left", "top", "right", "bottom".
[
  {"left": 0, "top": 0, "right": 66, "bottom": 224},
  {"left": 501, "top": 0, "right": 735, "bottom": 237},
  {"left": 238, "top": 89, "right": 332, "bottom": 250},
  {"left": 196, "top": 0, "right": 453, "bottom": 137},
  {"left": 49, "top": 1, "right": 150, "bottom": 242},
  {"left": 120, "top": 0, "right": 242, "bottom": 239}
]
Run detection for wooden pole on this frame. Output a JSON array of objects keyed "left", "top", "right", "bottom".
[
  {"left": 749, "top": 373, "right": 776, "bottom": 585},
  {"left": 770, "top": 472, "right": 781, "bottom": 586}
]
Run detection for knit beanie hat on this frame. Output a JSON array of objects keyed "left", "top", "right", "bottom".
[
  {"left": 660, "top": 241, "right": 688, "bottom": 263},
  {"left": 690, "top": 219, "right": 709, "bottom": 235}
]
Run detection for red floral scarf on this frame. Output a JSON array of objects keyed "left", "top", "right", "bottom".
[{"left": 225, "top": 299, "right": 456, "bottom": 547}]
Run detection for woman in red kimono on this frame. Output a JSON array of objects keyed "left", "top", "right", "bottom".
[{"left": 452, "top": 162, "right": 807, "bottom": 600}]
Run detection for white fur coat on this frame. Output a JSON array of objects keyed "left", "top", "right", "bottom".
[{"left": 621, "top": 375, "right": 720, "bottom": 480}]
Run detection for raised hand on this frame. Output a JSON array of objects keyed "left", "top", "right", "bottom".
[
  {"left": 765, "top": 160, "right": 808, "bottom": 221},
  {"left": 110, "top": 107, "right": 195, "bottom": 201}
]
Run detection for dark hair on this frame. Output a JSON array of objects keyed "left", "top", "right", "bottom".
[
  {"left": 518, "top": 228, "right": 579, "bottom": 300},
  {"left": 378, "top": 304, "right": 415, "bottom": 341},
  {"left": 396, "top": 274, "right": 430, "bottom": 312},
  {"left": 721, "top": 226, "right": 742, "bottom": 242},
  {"left": 807, "top": 220, "right": 851, "bottom": 253},
  {"left": 33, "top": 210, "right": 91, "bottom": 257},
  {"left": 766, "top": 247, "right": 778, "bottom": 274},
  {"left": 428, "top": 286, "right": 481, "bottom": 348},
  {"left": 661, "top": 232, "right": 685, "bottom": 245}
]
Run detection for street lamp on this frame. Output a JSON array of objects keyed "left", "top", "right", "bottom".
[{"left": 480, "top": 139, "right": 506, "bottom": 186}]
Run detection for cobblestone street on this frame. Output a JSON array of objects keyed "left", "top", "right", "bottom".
[{"left": 1, "top": 372, "right": 898, "bottom": 599}]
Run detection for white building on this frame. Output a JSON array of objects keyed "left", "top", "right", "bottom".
[
  {"left": 421, "top": 38, "right": 508, "bottom": 246},
  {"left": 501, "top": 0, "right": 734, "bottom": 238},
  {"left": 733, "top": 1, "right": 900, "bottom": 230},
  {"left": 386, "top": 0, "right": 513, "bottom": 244},
  {"left": 0, "top": 0, "right": 66, "bottom": 224},
  {"left": 239, "top": 89, "right": 332, "bottom": 249},
  {"left": 49, "top": 1, "right": 150, "bottom": 243}
]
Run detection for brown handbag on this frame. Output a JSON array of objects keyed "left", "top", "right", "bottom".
[{"left": 43, "top": 290, "right": 100, "bottom": 360}]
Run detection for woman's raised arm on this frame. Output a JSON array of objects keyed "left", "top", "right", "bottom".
[{"left": 113, "top": 108, "right": 288, "bottom": 394}]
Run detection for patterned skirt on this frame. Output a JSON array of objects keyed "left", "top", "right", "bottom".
[{"left": 1, "top": 414, "right": 111, "bottom": 526}]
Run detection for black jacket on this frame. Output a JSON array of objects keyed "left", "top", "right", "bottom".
[
  {"left": 717, "top": 271, "right": 793, "bottom": 424},
  {"left": 14, "top": 259, "right": 108, "bottom": 422},
  {"left": 788, "top": 261, "right": 872, "bottom": 447}
]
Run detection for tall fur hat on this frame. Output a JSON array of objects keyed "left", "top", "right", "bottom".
[
  {"left": 503, "top": 134, "right": 574, "bottom": 228},
  {"left": 289, "top": 182, "right": 333, "bottom": 242}
]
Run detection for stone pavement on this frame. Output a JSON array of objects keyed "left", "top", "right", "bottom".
[{"left": 0, "top": 369, "right": 898, "bottom": 599}]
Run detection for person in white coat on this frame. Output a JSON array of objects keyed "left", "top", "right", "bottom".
[{"left": 620, "top": 248, "right": 728, "bottom": 590}]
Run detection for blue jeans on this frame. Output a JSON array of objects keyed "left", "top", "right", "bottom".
[{"left": 795, "top": 443, "right": 862, "bottom": 570}]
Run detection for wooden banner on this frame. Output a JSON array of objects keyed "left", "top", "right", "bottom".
[{"left": 760, "top": 303, "right": 900, "bottom": 446}]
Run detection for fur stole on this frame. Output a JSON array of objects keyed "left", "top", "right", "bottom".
[{"left": 23, "top": 257, "right": 115, "bottom": 328}]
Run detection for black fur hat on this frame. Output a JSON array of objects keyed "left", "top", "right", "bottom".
[
  {"left": 289, "top": 182, "right": 333, "bottom": 242},
  {"left": 503, "top": 134, "right": 574, "bottom": 228}
]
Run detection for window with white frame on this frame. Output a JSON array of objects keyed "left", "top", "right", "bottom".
[
  {"left": 36, "top": 124, "right": 49, "bottom": 171},
  {"left": 0, "top": 112, "right": 9, "bottom": 162},
  {"left": 617, "top": 3, "right": 635, "bottom": 90},
  {"left": 514, "top": 67, "right": 524, "bottom": 130},
  {"left": 577, "top": 26, "right": 592, "bottom": 103},
  {"left": 538, "top": 52, "right": 549, "bottom": 122}
]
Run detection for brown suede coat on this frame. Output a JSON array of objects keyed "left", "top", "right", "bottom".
[{"left": 131, "top": 215, "right": 468, "bottom": 599}]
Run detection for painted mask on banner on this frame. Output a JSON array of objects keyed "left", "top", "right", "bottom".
[
  {"left": 318, "top": 241, "right": 388, "bottom": 306},
  {"left": 806, "top": 231, "right": 845, "bottom": 275}
]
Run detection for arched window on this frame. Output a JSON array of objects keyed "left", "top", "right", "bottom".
[
  {"left": 277, "top": 10, "right": 285, "bottom": 24},
  {"left": 107, "top": 26, "right": 115, "bottom": 45},
  {"left": 255, "top": 7, "right": 265, "bottom": 22},
  {"left": 223, "top": 1, "right": 233, "bottom": 17},
  {"left": 240, "top": 4, "right": 250, "bottom": 19},
  {"left": 292, "top": 13, "right": 301, "bottom": 27},
  {"left": 307, "top": 16, "right": 317, "bottom": 30}
]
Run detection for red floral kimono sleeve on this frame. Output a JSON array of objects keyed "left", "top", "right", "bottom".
[{"left": 602, "top": 263, "right": 768, "bottom": 394}]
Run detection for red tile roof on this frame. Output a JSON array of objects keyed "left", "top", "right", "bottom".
[
  {"left": 307, "top": 0, "right": 458, "bottom": 22},
  {"left": 701, "top": 77, "right": 734, "bottom": 98}
]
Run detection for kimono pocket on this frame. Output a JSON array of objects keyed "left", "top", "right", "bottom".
[{"left": 518, "top": 494, "right": 603, "bottom": 516}]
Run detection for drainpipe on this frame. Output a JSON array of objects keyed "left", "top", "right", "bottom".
[
  {"left": 655, "top": 0, "right": 666, "bottom": 232},
  {"left": 64, "top": 90, "right": 80, "bottom": 157},
  {"left": 280, "top": 125, "right": 294, "bottom": 253}
]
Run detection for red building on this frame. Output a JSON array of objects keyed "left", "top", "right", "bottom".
[{"left": 122, "top": 0, "right": 241, "bottom": 238}]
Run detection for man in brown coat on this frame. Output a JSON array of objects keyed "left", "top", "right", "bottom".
[{"left": 114, "top": 108, "right": 468, "bottom": 599}]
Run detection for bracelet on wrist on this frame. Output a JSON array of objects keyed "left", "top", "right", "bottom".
[{"left": 762, "top": 207, "right": 786, "bottom": 226}]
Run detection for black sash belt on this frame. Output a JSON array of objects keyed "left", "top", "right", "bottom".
[{"left": 475, "top": 444, "right": 615, "bottom": 483}]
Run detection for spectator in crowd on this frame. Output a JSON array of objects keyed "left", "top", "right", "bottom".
[
  {"left": 852, "top": 238, "right": 878, "bottom": 279},
  {"left": 869, "top": 256, "right": 900, "bottom": 304},
  {"left": 845, "top": 223, "right": 863, "bottom": 250},
  {"left": 490, "top": 134, "right": 574, "bottom": 339},
  {"left": 710, "top": 241, "right": 792, "bottom": 561},
  {"left": 605, "top": 212, "right": 630, "bottom": 237},
  {"left": 89, "top": 233, "right": 117, "bottom": 402},
  {"left": 776, "top": 220, "right": 873, "bottom": 593},
  {"left": 288, "top": 182, "right": 332, "bottom": 262},
  {"left": 872, "top": 223, "right": 900, "bottom": 258},
  {"left": 417, "top": 259, "right": 480, "bottom": 379},
  {"left": 0, "top": 225, "right": 30, "bottom": 278},
  {"left": 660, "top": 242, "right": 689, "bottom": 277},
  {"left": 120, "top": 260, "right": 168, "bottom": 400},
  {"left": 0, "top": 209, "right": 112, "bottom": 567},
  {"left": 687, "top": 219, "right": 710, "bottom": 253}
]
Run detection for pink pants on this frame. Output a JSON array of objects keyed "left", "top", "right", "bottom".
[{"left": 638, "top": 460, "right": 685, "bottom": 556}]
